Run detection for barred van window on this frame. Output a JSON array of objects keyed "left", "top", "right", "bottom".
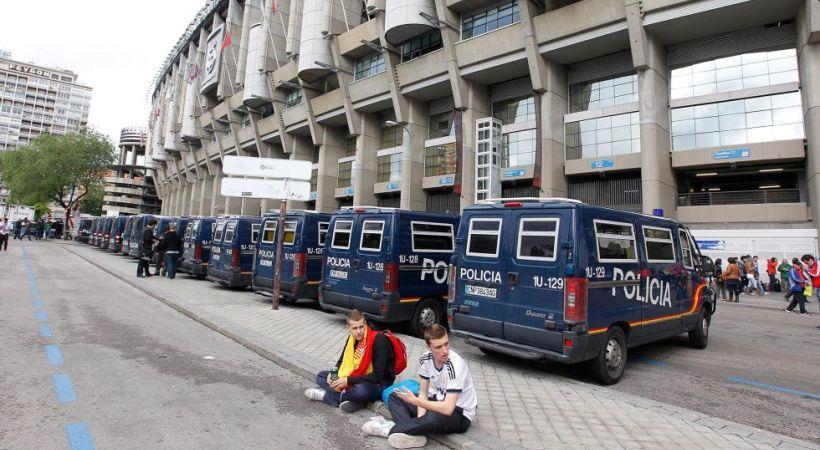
[
  {"left": 261, "top": 222, "right": 276, "bottom": 244},
  {"left": 643, "top": 226, "right": 675, "bottom": 263},
  {"left": 283, "top": 221, "right": 298, "bottom": 245},
  {"left": 213, "top": 221, "right": 226, "bottom": 243},
  {"left": 466, "top": 218, "right": 502, "bottom": 257},
  {"left": 412, "top": 222, "right": 454, "bottom": 252},
  {"left": 594, "top": 221, "right": 637, "bottom": 261},
  {"left": 251, "top": 223, "right": 261, "bottom": 244},
  {"left": 318, "top": 222, "right": 329, "bottom": 246},
  {"left": 331, "top": 220, "right": 354, "bottom": 249},
  {"left": 516, "top": 219, "right": 558, "bottom": 261},
  {"left": 360, "top": 221, "right": 385, "bottom": 252},
  {"left": 223, "top": 222, "right": 237, "bottom": 243}
]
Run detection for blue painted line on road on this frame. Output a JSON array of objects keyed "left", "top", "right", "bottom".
[
  {"left": 35, "top": 310, "right": 48, "bottom": 322},
  {"left": 53, "top": 373, "right": 77, "bottom": 404},
  {"left": 39, "top": 323, "right": 53, "bottom": 339},
  {"left": 632, "top": 357, "right": 669, "bottom": 367},
  {"left": 727, "top": 376, "right": 820, "bottom": 400},
  {"left": 33, "top": 300, "right": 44, "bottom": 308},
  {"left": 66, "top": 422, "right": 95, "bottom": 450},
  {"left": 45, "top": 345, "right": 63, "bottom": 365}
]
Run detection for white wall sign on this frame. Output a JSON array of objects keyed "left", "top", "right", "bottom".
[
  {"left": 220, "top": 177, "right": 312, "bottom": 200},
  {"left": 222, "top": 156, "right": 312, "bottom": 180},
  {"left": 200, "top": 25, "right": 224, "bottom": 94}
]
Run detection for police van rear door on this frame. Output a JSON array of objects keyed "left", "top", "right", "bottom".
[
  {"left": 455, "top": 210, "right": 507, "bottom": 340},
  {"left": 324, "top": 214, "right": 356, "bottom": 308},
  {"left": 503, "top": 207, "right": 569, "bottom": 350},
  {"left": 353, "top": 213, "right": 392, "bottom": 315}
]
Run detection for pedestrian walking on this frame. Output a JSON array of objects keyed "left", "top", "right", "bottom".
[
  {"left": 161, "top": 224, "right": 183, "bottom": 279},
  {"left": 766, "top": 257, "right": 777, "bottom": 288},
  {"left": 753, "top": 256, "right": 765, "bottom": 294},
  {"left": 786, "top": 258, "right": 810, "bottom": 316},
  {"left": 43, "top": 221, "right": 52, "bottom": 241},
  {"left": 0, "top": 217, "right": 10, "bottom": 251},
  {"left": 136, "top": 219, "right": 157, "bottom": 278},
  {"left": 800, "top": 255, "right": 820, "bottom": 310},
  {"left": 12, "top": 219, "right": 21, "bottom": 240},
  {"left": 722, "top": 257, "right": 741, "bottom": 302},
  {"left": 778, "top": 258, "right": 792, "bottom": 300},
  {"left": 714, "top": 258, "right": 726, "bottom": 300}
]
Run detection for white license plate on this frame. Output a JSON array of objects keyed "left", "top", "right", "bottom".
[
  {"left": 259, "top": 260, "right": 272, "bottom": 267},
  {"left": 211, "top": 255, "right": 220, "bottom": 261},
  {"left": 330, "top": 270, "right": 348, "bottom": 280},
  {"left": 465, "top": 285, "right": 497, "bottom": 299}
]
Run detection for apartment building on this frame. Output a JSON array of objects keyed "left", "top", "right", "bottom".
[
  {"left": 147, "top": 0, "right": 820, "bottom": 251},
  {"left": 0, "top": 55, "right": 92, "bottom": 217},
  {"left": 102, "top": 128, "right": 161, "bottom": 216}
]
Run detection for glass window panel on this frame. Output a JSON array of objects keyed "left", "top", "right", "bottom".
[
  {"left": 718, "top": 100, "right": 745, "bottom": 115},
  {"left": 745, "top": 96, "right": 772, "bottom": 112},
  {"left": 692, "top": 60, "right": 716, "bottom": 72},
  {"left": 743, "top": 74, "right": 770, "bottom": 89},
  {"left": 692, "top": 83, "right": 717, "bottom": 97},
  {"left": 596, "top": 116, "right": 612, "bottom": 129},
  {"left": 696, "top": 132, "right": 720, "bottom": 148},
  {"left": 720, "top": 129, "right": 747, "bottom": 145},
  {"left": 719, "top": 113, "right": 746, "bottom": 130},
  {"left": 769, "top": 48, "right": 796, "bottom": 59},
  {"left": 580, "top": 130, "right": 597, "bottom": 144},
  {"left": 694, "top": 103, "right": 718, "bottom": 118},
  {"left": 692, "top": 70, "right": 716, "bottom": 85},
  {"left": 716, "top": 66, "right": 742, "bottom": 82},
  {"left": 772, "top": 123, "right": 804, "bottom": 140},
  {"left": 671, "top": 106, "right": 694, "bottom": 121},
  {"left": 772, "top": 91, "right": 802, "bottom": 108},
  {"left": 741, "top": 52, "right": 767, "bottom": 64},
  {"left": 742, "top": 61, "right": 768, "bottom": 78},
  {"left": 597, "top": 142, "right": 613, "bottom": 156},
  {"left": 673, "top": 135, "right": 696, "bottom": 150},
  {"left": 611, "top": 125, "right": 632, "bottom": 141},
  {"left": 769, "top": 70, "right": 799, "bottom": 85},
  {"left": 772, "top": 106, "right": 803, "bottom": 125},
  {"left": 695, "top": 117, "right": 719, "bottom": 133},
  {"left": 747, "top": 126, "right": 774, "bottom": 143},
  {"left": 716, "top": 79, "right": 745, "bottom": 92},
  {"left": 746, "top": 110, "right": 772, "bottom": 128},
  {"left": 671, "top": 87, "right": 693, "bottom": 99},
  {"left": 768, "top": 57, "right": 798, "bottom": 73}
]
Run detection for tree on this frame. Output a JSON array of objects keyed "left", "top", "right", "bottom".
[
  {"left": 79, "top": 184, "right": 104, "bottom": 216},
  {"left": 0, "top": 129, "right": 115, "bottom": 238}
]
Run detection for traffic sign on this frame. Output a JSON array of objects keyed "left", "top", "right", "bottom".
[
  {"left": 220, "top": 177, "right": 311, "bottom": 201},
  {"left": 222, "top": 156, "right": 312, "bottom": 181}
]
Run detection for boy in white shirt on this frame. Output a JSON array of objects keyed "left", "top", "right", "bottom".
[{"left": 363, "top": 324, "right": 476, "bottom": 449}]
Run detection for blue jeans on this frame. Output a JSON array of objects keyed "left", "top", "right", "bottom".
[
  {"left": 165, "top": 252, "right": 179, "bottom": 279},
  {"left": 315, "top": 370, "right": 383, "bottom": 407}
]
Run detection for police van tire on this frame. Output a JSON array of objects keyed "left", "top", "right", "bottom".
[
  {"left": 411, "top": 298, "right": 442, "bottom": 338},
  {"left": 591, "top": 327, "right": 627, "bottom": 385},
  {"left": 688, "top": 306, "right": 710, "bottom": 349}
]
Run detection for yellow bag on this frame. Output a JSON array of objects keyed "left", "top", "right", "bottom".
[{"left": 804, "top": 284, "right": 813, "bottom": 297}]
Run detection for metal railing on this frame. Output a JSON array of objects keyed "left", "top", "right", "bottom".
[{"left": 676, "top": 189, "right": 801, "bottom": 206}]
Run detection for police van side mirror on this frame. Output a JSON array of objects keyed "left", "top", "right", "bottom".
[{"left": 701, "top": 256, "right": 715, "bottom": 276}]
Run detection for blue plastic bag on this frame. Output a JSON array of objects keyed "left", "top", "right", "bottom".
[{"left": 382, "top": 379, "right": 420, "bottom": 405}]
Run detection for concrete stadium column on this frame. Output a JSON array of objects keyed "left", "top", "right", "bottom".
[
  {"left": 189, "top": 180, "right": 202, "bottom": 217},
  {"left": 183, "top": 182, "right": 194, "bottom": 216},
  {"left": 798, "top": 0, "right": 820, "bottom": 232},
  {"left": 458, "top": 83, "right": 492, "bottom": 210},
  {"left": 288, "top": 136, "right": 316, "bottom": 211},
  {"left": 212, "top": 170, "right": 226, "bottom": 216},
  {"left": 399, "top": 100, "right": 428, "bottom": 211},
  {"left": 538, "top": 61, "right": 569, "bottom": 197},
  {"left": 199, "top": 174, "right": 214, "bottom": 216},
  {"left": 316, "top": 128, "right": 347, "bottom": 213},
  {"left": 632, "top": 25, "right": 676, "bottom": 217},
  {"left": 353, "top": 114, "right": 379, "bottom": 207}
]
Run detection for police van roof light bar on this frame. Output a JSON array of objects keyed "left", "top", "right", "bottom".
[{"left": 478, "top": 197, "right": 584, "bottom": 205}]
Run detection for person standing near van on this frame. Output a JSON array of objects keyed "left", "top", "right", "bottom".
[
  {"left": 766, "top": 257, "right": 777, "bottom": 288},
  {"left": 363, "top": 325, "right": 476, "bottom": 449},
  {"left": 161, "top": 224, "right": 183, "bottom": 279},
  {"left": 137, "top": 219, "right": 157, "bottom": 278},
  {"left": 778, "top": 258, "right": 792, "bottom": 301},
  {"left": 786, "top": 258, "right": 810, "bottom": 315},
  {"left": 722, "top": 257, "right": 741, "bottom": 302},
  {"left": 713, "top": 258, "right": 726, "bottom": 300},
  {"left": 800, "top": 254, "right": 820, "bottom": 306},
  {"left": 0, "top": 218, "right": 10, "bottom": 251},
  {"left": 744, "top": 256, "right": 756, "bottom": 295},
  {"left": 304, "top": 310, "right": 396, "bottom": 414}
]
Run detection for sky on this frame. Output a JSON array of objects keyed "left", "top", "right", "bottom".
[{"left": 0, "top": 0, "right": 206, "bottom": 146}]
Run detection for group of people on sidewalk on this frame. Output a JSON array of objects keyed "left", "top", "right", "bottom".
[
  {"left": 714, "top": 254, "right": 818, "bottom": 315},
  {"left": 135, "top": 219, "right": 183, "bottom": 279},
  {"left": 304, "top": 310, "right": 476, "bottom": 449},
  {"left": 0, "top": 217, "right": 65, "bottom": 252}
]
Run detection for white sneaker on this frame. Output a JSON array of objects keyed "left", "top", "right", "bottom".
[
  {"left": 304, "top": 388, "right": 325, "bottom": 401},
  {"left": 362, "top": 418, "right": 394, "bottom": 437},
  {"left": 388, "top": 433, "right": 428, "bottom": 449}
]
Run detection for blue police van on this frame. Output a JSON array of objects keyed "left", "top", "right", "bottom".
[
  {"left": 181, "top": 217, "right": 216, "bottom": 278},
  {"left": 207, "top": 216, "right": 262, "bottom": 288},
  {"left": 107, "top": 216, "right": 129, "bottom": 253},
  {"left": 120, "top": 216, "right": 140, "bottom": 255},
  {"left": 448, "top": 198, "right": 715, "bottom": 384},
  {"left": 75, "top": 217, "right": 94, "bottom": 243},
  {"left": 128, "top": 215, "right": 156, "bottom": 258},
  {"left": 253, "top": 211, "right": 330, "bottom": 302},
  {"left": 98, "top": 217, "right": 114, "bottom": 249},
  {"left": 90, "top": 218, "right": 102, "bottom": 246},
  {"left": 320, "top": 207, "right": 459, "bottom": 337}
]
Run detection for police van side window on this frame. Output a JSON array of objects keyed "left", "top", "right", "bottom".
[
  {"left": 261, "top": 221, "right": 276, "bottom": 244},
  {"left": 224, "top": 222, "right": 237, "bottom": 243},
  {"left": 213, "top": 221, "right": 225, "bottom": 243},
  {"left": 251, "top": 223, "right": 261, "bottom": 244},
  {"left": 318, "top": 222, "right": 329, "bottom": 246},
  {"left": 359, "top": 220, "right": 385, "bottom": 252},
  {"left": 331, "top": 220, "right": 354, "bottom": 249},
  {"left": 642, "top": 226, "right": 676, "bottom": 263},
  {"left": 466, "top": 218, "right": 502, "bottom": 258},
  {"left": 594, "top": 220, "right": 637, "bottom": 262},
  {"left": 679, "top": 229, "right": 694, "bottom": 268},
  {"left": 516, "top": 218, "right": 559, "bottom": 261},
  {"left": 283, "top": 221, "right": 298, "bottom": 245},
  {"left": 411, "top": 222, "right": 454, "bottom": 253}
]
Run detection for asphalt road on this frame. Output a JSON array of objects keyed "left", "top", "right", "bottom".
[
  {"left": 0, "top": 242, "right": 445, "bottom": 450},
  {"left": 453, "top": 297, "right": 820, "bottom": 444}
]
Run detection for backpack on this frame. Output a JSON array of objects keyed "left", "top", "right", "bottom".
[{"left": 379, "top": 330, "right": 407, "bottom": 376}]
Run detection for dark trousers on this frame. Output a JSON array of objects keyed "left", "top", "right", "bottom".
[
  {"left": 387, "top": 393, "right": 472, "bottom": 436},
  {"left": 137, "top": 251, "right": 153, "bottom": 277},
  {"left": 165, "top": 253, "right": 179, "bottom": 279},
  {"left": 787, "top": 291, "right": 807, "bottom": 314},
  {"left": 0, "top": 234, "right": 7, "bottom": 250},
  {"left": 315, "top": 370, "right": 383, "bottom": 407},
  {"left": 154, "top": 251, "right": 165, "bottom": 275}
]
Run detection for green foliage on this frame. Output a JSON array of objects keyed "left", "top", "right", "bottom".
[
  {"left": 0, "top": 129, "right": 115, "bottom": 211},
  {"left": 79, "top": 184, "right": 104, "bottom": 216},
  {"left": 33, "top": 203, "right": 51, "bottom": 220}
]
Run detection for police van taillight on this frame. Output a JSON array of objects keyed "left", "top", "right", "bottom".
[
  {"left": 384, "top": 262, "right": 399, "bottom": 293},
  {"left": 230, "top": 249, "right": 240, "bottom": 268},
  {"left": 564, "top": 277, "right": 588, "bottom": 324},
  {"left": 447, "top": 264, "right": 457, "bottom": 304},
  {"left": 194, "top": 243, "right": 203, "bottom": 261},
  {"left": 293, "top": 252, "right": 307, "bottom": 277}
]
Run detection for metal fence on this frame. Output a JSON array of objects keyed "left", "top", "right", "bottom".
[
  {"left": 676, "top": 189, "right": 801, "bottom": 206},
  {"left": 567, "top": 174, "right": 642, "bottom": 213}
]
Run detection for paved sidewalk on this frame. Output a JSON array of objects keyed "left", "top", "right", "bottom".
[
  {"left": 65, "top": 243, "right": 818, "bottom": 449},
  {"left": 717, "top": 290, "right": 820, "bottom": 313}
]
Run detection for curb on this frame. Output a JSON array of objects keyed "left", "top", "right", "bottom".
[{"left": 65, "top": 245, "right": 506, "bottom": 450}]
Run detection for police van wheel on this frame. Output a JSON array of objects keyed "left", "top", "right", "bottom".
[
  {"left": 591, "top": 327, "right": 627, "bottom": 385},
  {"left": 411, "top": 299, "right": 442, "bottom": 338},
  {"left": 688, "top": 306, "right": 710, "bottom": 349}
]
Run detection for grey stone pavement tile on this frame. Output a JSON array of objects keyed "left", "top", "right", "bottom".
[{"left": 65, "top": 243, "right": 819, "bottom": 450}]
